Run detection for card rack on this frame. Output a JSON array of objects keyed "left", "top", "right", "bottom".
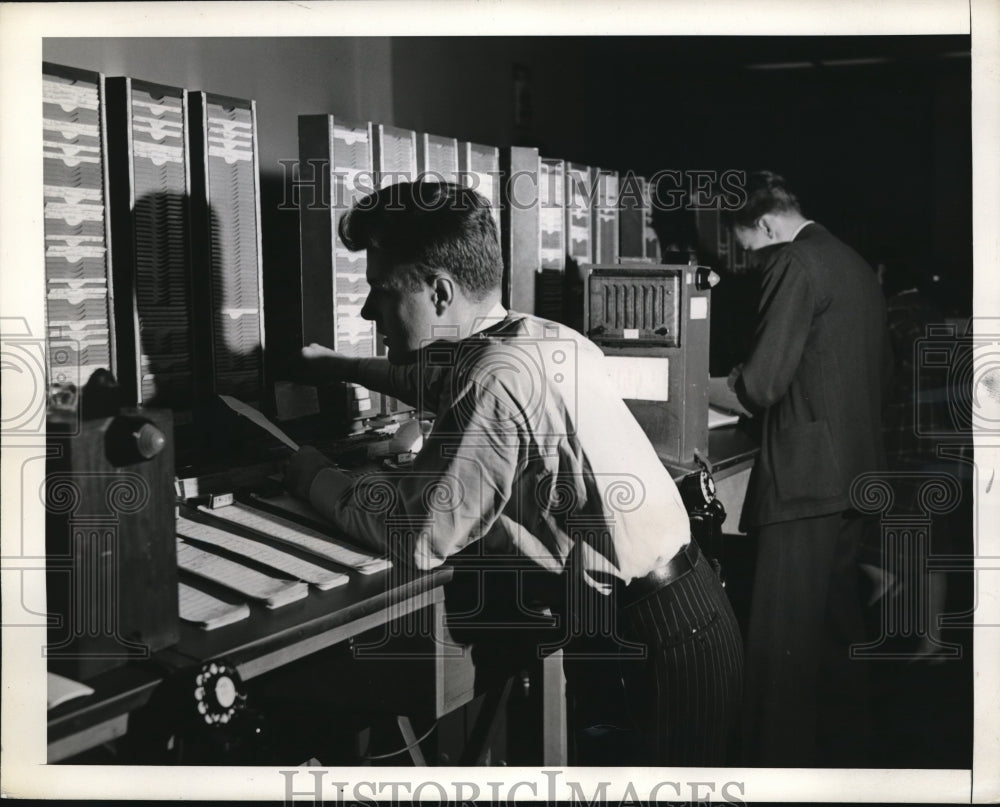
[
  {"left": 618, "top": 172, "right": 649, "bottom": 262},
  {"left": 372, "top": 123, "right": 418, "bottom": 190},
  {"left": 592, "top": 168, "right": 620, "bottom": 265},
  {"left": 564, "top": 162, "right": 594, "bottom": 267},
  {"left": 642, "top": 175, "right": 660, "bottom": 262},
  {"left": 695, "top": 207, "right": 749, "bottom": 273},
  {"left": 368, "top": 123, "right": 418, "bottom": 419},
  {"left": 458, "top": 141, "right": 501, "bottom": 236},
  {"left": 187, "top": 91, "right": 265, "bottom": 406},
  {"left": 298, "top": 115, "right": 381, "bottom": 424},
  {"left": 499, "top": 146, "right": 540, "bottom": 314},
  {"left": 105, "top": 76, "right": 196, "bottom": 417},
  {"left": 417, "top": 132, "right": 459, "bottom": 183},
  {"left": 538, "top": 157, "right": 566, "bottom": 272},
  {"left": 537, "top": 157, "right": 567, "bottom": 322},
  {"left": 42, "top": 63, "right": 116, "bottom": 390}
]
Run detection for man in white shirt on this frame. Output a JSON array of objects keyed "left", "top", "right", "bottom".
[{"left": 287, "top": 180, "right": 742, "bottom": 765}]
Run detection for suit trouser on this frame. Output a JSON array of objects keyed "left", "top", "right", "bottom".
[
  {"left": 742, "top": 512, "right": 873, "bottom": 767},
  {"left": 563, "top": 543, "right": 744, "bottom": 766}
]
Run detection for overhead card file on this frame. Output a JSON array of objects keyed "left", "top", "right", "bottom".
[{"left": 42, "top": 64, "right": 115, "bottom": 388}]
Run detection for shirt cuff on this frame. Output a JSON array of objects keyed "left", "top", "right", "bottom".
[{"left": 308, "top": 466, "right": 355, "bottom": 512}]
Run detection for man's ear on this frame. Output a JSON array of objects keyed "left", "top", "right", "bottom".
[
  {"left": 431, "top": 275, "right": 456, "bottom": 315},
  {"left": 757, "top": 214, "right": 778, "bottom": 240}
]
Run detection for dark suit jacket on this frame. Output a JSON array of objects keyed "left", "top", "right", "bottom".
[{"left": 735, "top": 223, "right": 890, "bottom": 529}]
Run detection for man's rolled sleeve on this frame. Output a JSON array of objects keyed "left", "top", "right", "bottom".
[
  {"left": 354, "top": 358, "right": 448, "bottom": 411},
  {"left": 314, "top": 370, "right": 524, "bottom": 569}
]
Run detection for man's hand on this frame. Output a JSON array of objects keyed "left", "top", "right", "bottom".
[
  {"left": 727, "top": 363, "right": 744, "bottom": 392},
  {"left": 284, "top": 445, "right": 334, "bottom": 500},
  {"left": 292, "top": 344, "right": 355, "bottom": 386}
]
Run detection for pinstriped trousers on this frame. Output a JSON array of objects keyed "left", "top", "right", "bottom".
[{"left": 563, "top": 543, "right": 744, "bottom": 766}]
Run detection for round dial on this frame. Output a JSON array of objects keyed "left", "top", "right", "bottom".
[
  {"left": 699, "top": 470, "right": 716, "bottom": 503},
  {"left": 192, "top": 660, "right": 247, "bottom": 726}
]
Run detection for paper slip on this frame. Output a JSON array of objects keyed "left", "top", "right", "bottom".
[
  {"left": 177, "top": 515, "right": 349, "bottom": 590},
  {"left": 708, "top": 406, "right": 741, "bottom": 430},
  {"left": 47, "top": 672, "right": 95, "bottom": 711},
  {"left": 202, "top": 501, "right": 389, "bottom": 575},
  {"left": 219, "top": 394, "right": 300, "bottom": 451},
  {"left": 176, "top": 539, "right": 308, "bottom": 609},
  {"left": 179, "top": 582, "right": 251, "bottom": 630},
  {"left": 708, "top": 376, "right": 752, "bottom": 418}
]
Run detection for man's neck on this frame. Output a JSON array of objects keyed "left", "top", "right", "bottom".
[
  {"left": 438, "top": 296, "right": 506, "bottom": 342},
  {"left": 773, "top": 213, "right": 812, "bottom": 243},
  {"left": 464, "top": 298, "right": 507, "bottom": 338}
]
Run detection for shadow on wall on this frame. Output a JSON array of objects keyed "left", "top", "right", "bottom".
[{"left": 259, "top": 170, "right": 304, "bottom": 391}]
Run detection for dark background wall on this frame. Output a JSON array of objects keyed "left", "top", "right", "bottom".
[
  {"left": 43, "top": 36, "right": 972, "bottom": 368},
  {"left": 584, "top": 37, "right": 971, "bottom": 281}
]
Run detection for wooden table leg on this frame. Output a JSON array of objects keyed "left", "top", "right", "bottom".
[
  {"left": 396, "top": 715, "right": 428, "bottom": 766},
  {"left": 459, "top": 677, "right": 513, "bottom": 765},
  {"left": 541, "top": 650, "right": 567, "bottom": 765}
]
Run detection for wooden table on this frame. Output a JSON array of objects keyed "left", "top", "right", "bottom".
[
  {"left": 48, "top": 556, "right": 567, "bottom": 765},
  {"left": 48, "top": 425, "right": 756, "bottom": 765}
]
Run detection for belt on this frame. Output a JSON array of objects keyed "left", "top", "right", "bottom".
[{"left": 620, "top": 541, "right": 700, "bottom": 609}]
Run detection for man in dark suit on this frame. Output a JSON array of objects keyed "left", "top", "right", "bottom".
[{"left": 726, "top": 171, "right": 890, "bottom": 766}]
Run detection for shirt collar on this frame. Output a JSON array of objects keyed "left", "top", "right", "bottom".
[
  {"left": 790, "top": 220, "right": 816, "bottom": 241},
  {"left": 471, "top": 301, "right": 510, "bottom": 336}
]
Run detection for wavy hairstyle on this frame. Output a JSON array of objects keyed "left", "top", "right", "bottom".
[{"left": 338, "top": 180, "right": 502, "bottom": 301}]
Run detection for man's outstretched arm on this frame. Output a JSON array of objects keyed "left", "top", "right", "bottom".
[
  {"left": 284, "top": 368, "right": 523, "bottom": 568},
  {"left": 295, "top": 343, "right": 447, "bottom": 410}
]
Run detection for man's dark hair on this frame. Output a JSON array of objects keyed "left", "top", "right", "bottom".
[
  {"left": 724, "top": 170, "right": 803, "bottom": 229},
  {"left": 338, "top": 181, "right": 503, "bottom": 301}
]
